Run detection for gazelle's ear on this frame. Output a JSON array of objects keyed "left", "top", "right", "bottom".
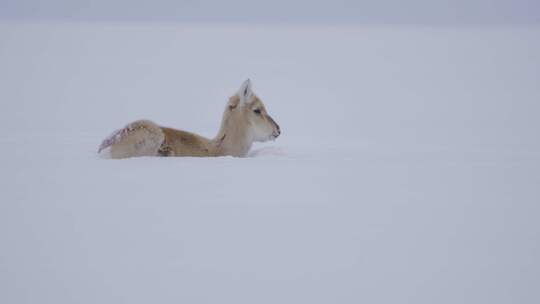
[{"left": 237, "top": 79, "right": 253, "bottom": 104}]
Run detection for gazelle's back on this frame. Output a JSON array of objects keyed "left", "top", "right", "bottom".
[
  {"left": 105, "top": 120, "right": 218, "bottom": 158},
  {"left": 159, "top": 127, "right": 216, "bottom": 157}
]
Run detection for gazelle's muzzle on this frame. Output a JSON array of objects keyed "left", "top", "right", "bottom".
[{"left": 268, "top": 116, "right": 280, "bottom": 139}]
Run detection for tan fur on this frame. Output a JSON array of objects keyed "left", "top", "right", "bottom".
[
  {"left": 109, "top": 120, "right": 164, "bottom": 159},
  {"left": 99, "top": 80, "right": 280, "bottom": 159},
  {"left": 159, "top": 127, "right": 218, "bottom": 157}
]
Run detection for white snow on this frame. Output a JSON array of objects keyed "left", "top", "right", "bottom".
[{"left": 1, "top": 23, "right": 539, "bottom": 304}]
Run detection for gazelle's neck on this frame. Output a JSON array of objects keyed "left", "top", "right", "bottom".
[{"left": 211, "top": 107, "right": 253, "bottom": 157}]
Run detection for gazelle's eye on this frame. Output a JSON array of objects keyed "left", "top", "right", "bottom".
[{"left": 253, "top": 109, "right": 261, "bottom": 115}]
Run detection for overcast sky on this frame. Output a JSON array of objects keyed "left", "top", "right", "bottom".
[{"left": 0, "top": 0, "right": 538, "bottom": 25}]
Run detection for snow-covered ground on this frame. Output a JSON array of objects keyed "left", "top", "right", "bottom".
[{"left": 1, "top": 23, "right": 539, "bottom": 303}]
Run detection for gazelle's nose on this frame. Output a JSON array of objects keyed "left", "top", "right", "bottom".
[
  {"left": 268, "top": 115, "right": 280, "bottom": 138},
  {"left": 273, "top": 124, "right": 281, "bottom": 138}
]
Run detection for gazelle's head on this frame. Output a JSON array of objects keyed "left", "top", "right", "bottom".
[{"left": 227, "top": 79, "right": 281, "bottom": 142}]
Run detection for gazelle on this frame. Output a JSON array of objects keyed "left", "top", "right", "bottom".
[{"left": 98, "top": 79, "right": 280, "bottom": 158}]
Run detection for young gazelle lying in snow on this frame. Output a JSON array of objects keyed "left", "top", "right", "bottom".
[{"left": 98, "top": 80, "right": 280, "bottom": 158}]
